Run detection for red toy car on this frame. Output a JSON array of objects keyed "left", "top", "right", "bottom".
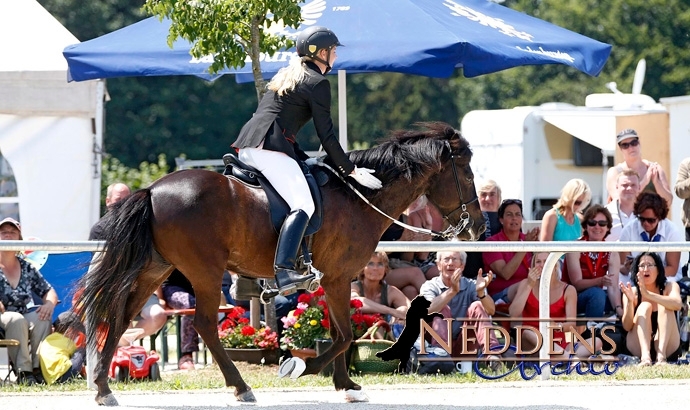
[{"left": 109, "top": 345, "right": 162, "bottom": 382}]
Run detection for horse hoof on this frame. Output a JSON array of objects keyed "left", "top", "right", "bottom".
[
  {"left": 345, "top": 389, "right": 369, "bottom": 403},
  {"left": 277, "top": 357, "right": 305, "bottom": 379},
  {"left": 236, "top": 388, "right": 256, "bottom": 402},
  {"left": 96, "top": 393, "right": 119, "bottom": 406}
]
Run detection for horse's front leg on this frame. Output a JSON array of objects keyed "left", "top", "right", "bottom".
[
  {"left": 193, "top": 289, "right": 255, "bottom": 402},
  {"left": 303, "top": 290, "right": 360, "bottom": 392}
]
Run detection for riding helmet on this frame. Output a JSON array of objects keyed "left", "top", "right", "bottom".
[{"left": 296, "top": 26, "right": 343, "bottom": 58}]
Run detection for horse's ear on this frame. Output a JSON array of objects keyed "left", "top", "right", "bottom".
[{"left": 444, "top": 126, "right": 456, "bottom": 138}]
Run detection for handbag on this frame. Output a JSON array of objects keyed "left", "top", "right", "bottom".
[{"left": 351, "top": 320, "right": 399, "bottom": 374}]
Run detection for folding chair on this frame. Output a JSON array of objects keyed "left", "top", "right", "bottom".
[{"left": 0, "top": 338, "right": 19, "bottom": 386}]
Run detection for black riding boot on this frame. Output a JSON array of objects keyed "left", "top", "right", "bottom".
[{"left": 274, "top": 209, "right": 313, "bottom": 294}]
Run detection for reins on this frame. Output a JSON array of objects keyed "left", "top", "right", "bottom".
[{"left": 317, "top": 159, "right": 475, "bottom": 240}]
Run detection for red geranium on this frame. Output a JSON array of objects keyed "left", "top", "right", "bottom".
[{"left": 217, "top": 306, "right": 278, "bottom": 350}]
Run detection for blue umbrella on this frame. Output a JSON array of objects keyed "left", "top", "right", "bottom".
[{"left": 64, "top": 0, "right": 611, "bottom": 82}]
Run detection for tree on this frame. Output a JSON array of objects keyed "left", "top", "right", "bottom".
[{"left": 143, "top": 0, "right": 302, "bottom": 100}]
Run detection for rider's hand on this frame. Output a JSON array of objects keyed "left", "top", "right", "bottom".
[
  {"left": 349, "top": 167, "right": 382, "bottom": 189},
  {"left": 305, "top": 157, "right": 319, "bottom": 167}
]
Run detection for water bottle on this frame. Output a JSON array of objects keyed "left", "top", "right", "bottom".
[{"left": 617, "top": 354, "right": 641, "bottom": 366}]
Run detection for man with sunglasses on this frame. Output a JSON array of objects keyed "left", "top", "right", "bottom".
[
  {"left": 605, "top": 129, "right": 673, "bottom": 206},
  {"left": 619, "top": 192, "right": 684, "bottom": 281}
]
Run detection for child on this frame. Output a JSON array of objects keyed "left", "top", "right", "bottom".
[{"left": 38, "top": 311, "right": 86, "bottom": 385}]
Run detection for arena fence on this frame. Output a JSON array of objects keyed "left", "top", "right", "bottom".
[{"left": 3, "top": 240, "right": 689, "bottom": 383}]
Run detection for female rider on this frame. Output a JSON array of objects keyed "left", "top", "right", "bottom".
[{"left": 232, "top": 26, "right": 382, "bottom": 294}]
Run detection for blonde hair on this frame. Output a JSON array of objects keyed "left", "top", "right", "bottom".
[
  {"left": 267, "top": 57, "right": 308, "bottom": 96},
  {"left": 554, "top": 178, "right": 591, "bottom": 213}
]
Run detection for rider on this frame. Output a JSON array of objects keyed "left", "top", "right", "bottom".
[{"left": 232, "top": 26, "right": 382, "bottom": 295}]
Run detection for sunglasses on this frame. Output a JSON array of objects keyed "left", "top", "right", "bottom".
[
  {"left": 586, "top": 220, "right": 608, "bottom": 227},
  {"left": 637, "top": 216, "right": 658, "bottom": 224},
  {"left": 501, "top": 199, "right": 522, "bottom": 206},
  {"left": 618, "top": 139, "right": 640, "bottom": 150}
]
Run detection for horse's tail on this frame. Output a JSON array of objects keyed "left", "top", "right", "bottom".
[{"left": 75, "top": 189, "right": 155, "bottom": 354}]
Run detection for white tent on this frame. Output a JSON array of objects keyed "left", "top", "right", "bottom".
[{"left": 0, "top": 0, "right": 103, "bottom": 240}]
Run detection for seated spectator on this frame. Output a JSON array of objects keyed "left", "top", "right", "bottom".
[
  {"left": 540, "top": 178, "right": 590, "bottom": 242},
  {"left": 0, "top": 217, "right": 58, "bottom": 385},
  {"left": 380, "top": 197, "right": 433, "bottom": 299},
  {"left": 606, "top": 129, "right": 673, "bottom": 206},
  {"left": 38, "top": 311, "right": 86, "bottom": 385},
  {"left": 161, "top": 269, "right": 197, "bottom": 370},
  {"left": 620, "top": 252, "right": 682, "bottom": 365},
  {"left": 510, "top": 252, "right": 602, "bottom": 360},
  {"left": 90, "top": 182, "right": 166, "bottom": 347},
  {"left": 464, "top": 179, "right": 503, "bottom": 280},
  {"left": 605, "top": 169, "right": 641, "bottom": 242},
  {"left": 477, "top": 179, "right": 502, "bottom": 238},
  {"left": 350, "top": 252, "right": 410, "bottom": 329},
  {"left": 421, "top": 251, "right": 500, "bottom": 358},
  {"left": 619, "top": 192, "right": 684, "bottom": 281},
  {"left": 564, "top": 205, "right": 622, "bottom": 318},
  {"left": 483, "top": 199, "right": 539, "bottom": 302}
]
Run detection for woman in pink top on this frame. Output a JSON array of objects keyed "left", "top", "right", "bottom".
[{"left": 483, "top": 199, "right": 539, "bottom": 302}]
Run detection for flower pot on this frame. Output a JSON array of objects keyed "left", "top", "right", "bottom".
[
  {"left": 224, "top": 348, "right": 280, "bottom": 365},
  {"left": 289, "top": 347, "right": 318, "bottom": 361}
]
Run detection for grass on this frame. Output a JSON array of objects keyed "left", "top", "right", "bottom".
[{"left": 3, "top": 359, "right": 690, "bottom": 394}]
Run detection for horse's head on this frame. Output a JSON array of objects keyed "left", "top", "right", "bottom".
[{"left": 423, "top": 123, "right": 485, "bottom": 241}]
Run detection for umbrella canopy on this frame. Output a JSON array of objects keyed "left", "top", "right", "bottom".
[{"left": 64, "top": 0, "right": 611, "bottom": 82}]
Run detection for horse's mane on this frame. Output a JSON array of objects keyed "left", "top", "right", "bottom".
[{"left": 324, "top": 121, "right": 471, "bottom": 195}]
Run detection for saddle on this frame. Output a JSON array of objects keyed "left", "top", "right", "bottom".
[{"left": 222, "top": 151, "right": 326, "bottom": 236}]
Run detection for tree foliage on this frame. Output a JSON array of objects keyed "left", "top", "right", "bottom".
[{"left": 143, "top": 0, "right": 302, "bottom": 99}]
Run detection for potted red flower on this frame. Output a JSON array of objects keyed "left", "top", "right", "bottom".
[{"left": 218, "top": 306, "right": 280, "bottom": 364}]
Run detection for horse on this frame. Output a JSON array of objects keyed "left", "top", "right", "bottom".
[{"left": 76, "top": 121, "right": 484, "bottom": 405}]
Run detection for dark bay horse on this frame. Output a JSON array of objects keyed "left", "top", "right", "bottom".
[{"left": 76, "top": 121, "right": 484, "bottom": 405}]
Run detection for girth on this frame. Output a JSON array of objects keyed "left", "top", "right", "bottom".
[{"left": 222, "top": 151, "right": 324, "bottom": 236}]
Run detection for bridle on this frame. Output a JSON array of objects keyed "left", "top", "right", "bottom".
[
  {"left": 437, "top": 150, "right": 479, "bottom": 239},
  {"left": 318, "top": 144, "right": 478, "bottom": 240}
]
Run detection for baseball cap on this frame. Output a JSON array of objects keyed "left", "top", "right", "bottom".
[
  {"left": 0, "top": 217, "right": 22, "bottom": 239},
  {"left": 616, "top": 129, "right": 638, "bottom": 144}
]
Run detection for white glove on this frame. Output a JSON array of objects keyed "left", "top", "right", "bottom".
[
  {"left": 305, "top": 157, "right": 319, "bottom": 166},
  {"left": 349, "top": 166, "right": 382, "bottom": 190}
]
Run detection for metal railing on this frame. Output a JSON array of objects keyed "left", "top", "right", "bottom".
[{"left": 5, "top": 240, "right": 690, "bottom": 382}]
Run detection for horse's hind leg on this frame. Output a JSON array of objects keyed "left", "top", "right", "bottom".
[
  {"left": 94, "top": 261, "right": 172, "bottom": 406},
  {"left": 193, "top": 282, "right": 255, "bottom": 402}
]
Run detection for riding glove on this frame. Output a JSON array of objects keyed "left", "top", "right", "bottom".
[{"left": 349, "top": 167, "right": 383, "bottom": 189}]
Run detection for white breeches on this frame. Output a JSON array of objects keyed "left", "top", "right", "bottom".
[{"left": 238, "top": 148, "right": 315, "bottom": 218}]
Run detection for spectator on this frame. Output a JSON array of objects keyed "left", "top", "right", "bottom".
[
  {"left": 620, "top": 252, "right": 682, "bottom": 365},
  {"left": 465, "top": 179, "right": 502, "bottom": 280},
  {"left": 606, "top": 129, "right": 673, "bottom": 206},
  {"left": 0, "top": 217, "right": 58, "bottom": 385},
  {"left": 674, "top": 156, "right": 690, "bottom": 271},
  {"left": 161, "top": 269, "right": 197, "bottom": 370},
  {"left": 606, "top": 169, "right": 641, "bottom": 242},
  {"left": 539, "top": 178, "right": 590, "bottom": 242},
  {"left": 380, "top": 197, "right": 433, "bottom": 299},
  {"left": 89, "top": 182, "right": 167, "bottom": 346},
  {"left": 477, "top": 179, "right": 502, "bottom": 238},
  {"left": 563, "top": 205, "right": 622, "bottom": 318},
  {"left": 510, "top": 252, "right": 602, "bottom": 360},
  {"left": 619, "top": 192, "right": 684, "bottom": 281},
  {"left": 350, "top": 252, "right": 410, "bottom": 328},
  {"left": 483, "top": 199, "right": 539, "bottom": 302},
  {"left": 37, "top": 311, "right": 86, "bottom": 385},
  {"left": 421, "top": 250, "right": 500, "bottom": 358}
]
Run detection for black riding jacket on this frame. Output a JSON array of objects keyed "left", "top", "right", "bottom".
[{"left": 232, "top": 61, "right": 355, "bottom": 176}]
